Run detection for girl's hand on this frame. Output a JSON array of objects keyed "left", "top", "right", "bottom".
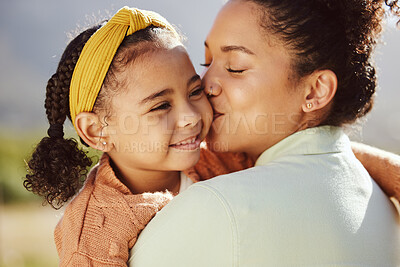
[{"left": 352, "top": 142, "right": 400, "bottom": 204}]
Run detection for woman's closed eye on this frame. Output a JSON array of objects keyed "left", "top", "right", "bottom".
[
  {"left": 201, "top": 63, "right": 246, "bottom": 74},
  {"left": 150, "top": 102, "right": 171, "bottom": 112},
  {"left": 227, "top": 67, "right": 246, "bottom": 74}
]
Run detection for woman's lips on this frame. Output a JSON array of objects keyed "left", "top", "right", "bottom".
[
  {"left": 210, "top": 102, "right": 224, "bottom": 121},
  {"left": 169, "top": 134, "right": 201, "bottom": 151},
  {"left": 213, "top": 112, "right": 224, "bottom": 121}
]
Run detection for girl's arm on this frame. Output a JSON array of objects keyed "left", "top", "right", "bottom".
[
  {"left": 352, "top": 142, "right": 400, "bottom": 202},
  {"left": 184, "top": 148, "right": 254, "bottom": 182}
]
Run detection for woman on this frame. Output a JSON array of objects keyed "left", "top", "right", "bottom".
[{"left": 128, "top": 0, "right": 400, "bottom": 266}]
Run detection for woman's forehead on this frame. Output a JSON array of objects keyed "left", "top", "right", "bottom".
[{"left": 206, "top": 1, "right": 268, "bottom": 49}]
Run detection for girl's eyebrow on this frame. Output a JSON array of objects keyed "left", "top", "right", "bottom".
[
  {"left": 140, "top": 88, "right": 174, "bottom": 105},
  {"left": 187, "top": 74, "right": 201, "bottom": 88},
  {"left": 139, "top": 75, "right": 200, "bottom": 106}
]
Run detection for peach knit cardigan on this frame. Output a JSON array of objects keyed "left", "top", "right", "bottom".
[{"left": 54, "top": 150, "right": 254, "bottom": 266}]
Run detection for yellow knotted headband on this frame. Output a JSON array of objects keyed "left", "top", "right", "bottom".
[{"left": 69, "top": 6, "right": 177, "bottom": 128}]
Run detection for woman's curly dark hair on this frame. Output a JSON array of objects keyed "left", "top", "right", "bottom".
[
  {"left": 24, "top": 23, "right": 181, "bottom": 209},
  {"left": 246, "top": 0, "right": 400, "bottom": 125}
]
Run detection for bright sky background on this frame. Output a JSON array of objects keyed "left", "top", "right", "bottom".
[{"left": 0, "top": 0, "right": 399, "bottom": 152}]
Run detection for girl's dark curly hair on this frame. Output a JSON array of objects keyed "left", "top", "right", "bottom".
[
  {"left": 24, "top": 23, "right": 180, "bottom": 209},
  {"left": 245, "top": 0, "right": 400, "bottom": 125}
]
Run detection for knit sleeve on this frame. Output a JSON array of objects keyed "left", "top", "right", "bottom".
[
  {"left": 184, "top": 148, "right": 255, "bottom": 182},
  {"left": 55, "top": 186, "right": 172, "bottom": 267},
  {"left": 65, "top": 252, "right": 127, "bottom": 267}
]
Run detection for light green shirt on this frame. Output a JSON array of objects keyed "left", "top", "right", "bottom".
[{"left": 129, "top": 126, "right": 400, "bottom": 266}]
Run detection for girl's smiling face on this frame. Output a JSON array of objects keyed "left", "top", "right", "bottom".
[
  {"left": 201, "top": 0, "right": 306, "bottom": 158},
  {"left": 105, "top": 45, "right": 212, "bottom": 173}
]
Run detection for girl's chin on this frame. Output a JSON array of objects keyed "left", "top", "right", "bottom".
[{"left": 169, "top": 150, "right": 201, "bottom": 170}]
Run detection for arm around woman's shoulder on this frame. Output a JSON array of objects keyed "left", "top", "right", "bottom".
[
  {"left": 184, "top": 147, "right": 255, "bottom": 182},
  {"left": 352, "top": 142, "right": 400, "bottom": 202}
]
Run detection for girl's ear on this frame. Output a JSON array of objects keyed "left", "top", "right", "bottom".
[
  {"left": 75, "top": 112, "right": 112, "bottom": 152},
  {"left": 302, "top": 70, "right": 337, "bottom": 113}
]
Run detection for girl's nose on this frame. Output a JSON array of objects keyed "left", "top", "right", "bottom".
[{"left": 177, "top": 104, "right": 201, "bottom": 129}]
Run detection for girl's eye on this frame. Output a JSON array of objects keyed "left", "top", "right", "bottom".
[
  {"left": 200, "top": 63, "right": 210, "bottom": 67},
  {"left": 150, "top": 102, "right": 171, "bottom": 112},
  {"left": 190, "top": 87, "right": 205, "bottom": 97},
  {"left": 227, "top": 68, "right": 245, "bottom": 74}
]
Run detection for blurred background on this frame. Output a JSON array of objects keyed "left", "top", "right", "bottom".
[{"left": 0, "top": 0, "right": 399, "bottom": 266}]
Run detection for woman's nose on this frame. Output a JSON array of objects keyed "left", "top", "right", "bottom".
[
  {"left": 204, "top": 84, "right": 222, "bottom": 97},
  {"left": 201, "top": 67, "right": 222, "bottom": 97}
]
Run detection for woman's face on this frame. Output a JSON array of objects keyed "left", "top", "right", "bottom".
[{"left": 202, "top": 0, "right": 306, "bottom": 158}]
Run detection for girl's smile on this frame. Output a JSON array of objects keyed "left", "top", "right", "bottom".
[{"left": 169, "top": 121, "right": 203, "bottom": 150}]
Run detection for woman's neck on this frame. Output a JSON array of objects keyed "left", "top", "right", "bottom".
[
  {"left": 245, "top": 124, "right": 311, "bottom": 162},
  {"left": 108, "top": 157, "right": 181, "bottom": 195}
]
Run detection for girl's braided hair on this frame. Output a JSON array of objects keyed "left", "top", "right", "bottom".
[{"left": 24, "top": 26, "right": 99, "bottom": 209}]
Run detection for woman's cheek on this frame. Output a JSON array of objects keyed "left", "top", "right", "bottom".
[
  {"left": 226, "top": 80, "right": 253, "bottom": 111},
  {"left": 199, "top": 97, "right": 213, "bottom": 134}
]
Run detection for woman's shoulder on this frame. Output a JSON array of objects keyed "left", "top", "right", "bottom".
[{"left": 191, "top": 153, "right": 371, "bottom": 210}]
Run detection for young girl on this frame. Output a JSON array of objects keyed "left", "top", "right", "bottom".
[
  {"left": 23, "top": 6, "right": 253, "bottom": 266},
  {"left": 24, "top": 5, "right": 400, "bottom": 267}
]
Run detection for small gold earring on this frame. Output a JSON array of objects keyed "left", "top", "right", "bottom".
[{"left": 306, "top": 103, "right": 313, "bottom": 109}]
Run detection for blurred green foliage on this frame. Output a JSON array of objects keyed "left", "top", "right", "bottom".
[
  {"left": 0, "top": 129, "right": 99, "bottom": 267},
  {"left": 0, "top": 131, "right": 39, "bottom": 204},
  {"left": 0, "top": 129, "right": 101, "bottom": 205}
]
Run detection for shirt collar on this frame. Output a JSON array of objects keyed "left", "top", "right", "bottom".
[{"left": 255, "top": 126, "right": 350, "bottom": 166}]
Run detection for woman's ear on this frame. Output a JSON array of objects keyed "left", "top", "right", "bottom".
[
  {"left": 302, "top": 70, "right": 337, "bottom": 113},
  {"left": 75, "top": 112, "right": 112, "bottom": 152}
]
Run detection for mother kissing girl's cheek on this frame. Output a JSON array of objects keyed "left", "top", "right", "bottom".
[{"left": 129, "top": 0, "right": 400, "bottom": 266}]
